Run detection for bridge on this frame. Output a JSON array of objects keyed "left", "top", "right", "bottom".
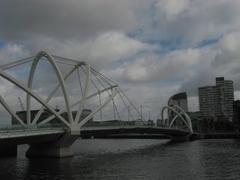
[{"left": 0, "top": 51, "right": 193, "bottom": 158}]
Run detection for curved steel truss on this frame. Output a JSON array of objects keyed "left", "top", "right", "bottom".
[
  {"left": 0, "top": 51, "right": 140, "bottom": 131},
  {"left": 161, "top": 105, "right": 193, "bottom": 133}
]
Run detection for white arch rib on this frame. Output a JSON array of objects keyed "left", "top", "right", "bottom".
[
  {"left": 26, "top": 51, "right": 73, "bottom": 126},
  {"left": 162, "top": 106, "right": 188, "bottom": 128},
  {"left": 169, "top": 114, "right": 189, "bottom": 129},
  {"left": 161, "top": 105, "right": 193, "bottom": 133},
  {"left": 172, "top": 105, "right": 193, "bottom": 131}
]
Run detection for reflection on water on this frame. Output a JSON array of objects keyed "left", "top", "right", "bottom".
[{"left": 1, "top": 139, "right": 240, "bottom": 180}]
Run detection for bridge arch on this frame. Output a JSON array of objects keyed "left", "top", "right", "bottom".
[
  {"left": 170, "top": 105, "right": 192, "bottom": 132},
  {"left": 161, "top": 105, "right": 193, "bottom": 133},
  {"left": 26, "top": 51, "right": 74, "bottom": 126},
  {"left": 0, "top": 51, "right": 138, "bottom": 132}
]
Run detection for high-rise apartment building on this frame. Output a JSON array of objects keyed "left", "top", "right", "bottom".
[{"left": 198, "top": 77, "right": 234, "bottom": 121}]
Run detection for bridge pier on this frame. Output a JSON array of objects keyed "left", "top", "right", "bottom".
[{"left": 26, "top": 131, "right": 79, "bottom": 158}]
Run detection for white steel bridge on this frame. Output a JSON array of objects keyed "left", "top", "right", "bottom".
[{"left": 0, "top": 51, "right": 193, "bottom": 158}]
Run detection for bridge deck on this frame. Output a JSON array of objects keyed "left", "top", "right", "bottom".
[
  {"left": 0, "top": 128, "right": 65, "bottom": 145},
  {"left": 0, "top": 128, "right": 65, "bottom": 138},
  {"left": 81, "top": 126, "right": 190, "bottom": 138},
  {"left": 0, "top": 125, "right": 190, "bottom": 144}
]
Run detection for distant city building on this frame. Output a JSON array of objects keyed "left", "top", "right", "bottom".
[
  {"left": 147, "top": 119, "right": 155, "bottom": 126},
  {"left": 233, "top": 100, "right": 240, "bottom": 130},
  {"left": 187, "top": 111, "right": 204, "bottom": 132},
  {"left": 156, "top": 119, "right": 164, "bottom": 127},
  {"left": 198, "top": 77, "right": 234, "bottom": 121},
  {"left": 133, "top": 119, "right": 154, "bottom": 126}
]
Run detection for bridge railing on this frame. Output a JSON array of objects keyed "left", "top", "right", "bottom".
[{"left": 0, "top": 123, "right": 66, "bottom": 132}]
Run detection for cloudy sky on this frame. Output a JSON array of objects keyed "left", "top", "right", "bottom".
[{"left": 1, "top": 0, "right": 240, "bottom": 121}]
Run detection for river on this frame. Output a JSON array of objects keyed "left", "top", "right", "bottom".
[{"left": 0, "top": 139, "right": 240, "bottom": 180}]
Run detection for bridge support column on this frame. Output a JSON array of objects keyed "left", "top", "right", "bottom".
[
  {"left": 26, "top": 131, "right": 79, "bottom": 158},
  {"left": 0, "top": 144, "right": 17, "bottom": 157}
]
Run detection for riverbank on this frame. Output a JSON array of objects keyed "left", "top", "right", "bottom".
[
  {"left": 83, "top": 132, "right": 240, "bottom": 140},
  {"left": 191, "top": 132, "right": 240, "bottom": 140}
]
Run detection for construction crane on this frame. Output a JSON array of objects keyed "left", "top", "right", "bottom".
[{"left": 18, "top": 97, "right": 25, "bottom": 111}]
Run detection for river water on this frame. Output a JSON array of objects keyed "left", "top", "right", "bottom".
[{"left": 0, "top": 139, "right": 240, "bottom": 180}]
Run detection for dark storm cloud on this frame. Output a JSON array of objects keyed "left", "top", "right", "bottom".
[{"left": 0, "top": 0, "right": 136, "bottom": 41}]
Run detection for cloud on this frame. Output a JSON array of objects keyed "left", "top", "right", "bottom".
[
  {"left": 106, "top": 47, "right": 208, "bottom": 83},
  {"left": 155, "top": 0, "right": 190, "bottom": 21},
  {"left": 0, "top": 44, "right": 30, "bottom": 64},
  {"left": 179, "top": 30, "right": 240, "bottom": 98},
  {"left": 0, "top": 0, "right": 137, "bottom": 41},
  {"left": 116, "top": 82, "right": 181, "bottom": 120},
  {"left": 212, "top": 31, "right": 240, "bottom": 89},
  {"left": 23, "top": 32, "right": 153, "bottom": 70},
  {"left": 1, "top": 0, "right": 240, "bottom": 121},
  {"left": 87, "top": 32, "right": 151, "bottom": 63},
  {"left": 137, "top": 0, "right": 240, "bottom": 47}
]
